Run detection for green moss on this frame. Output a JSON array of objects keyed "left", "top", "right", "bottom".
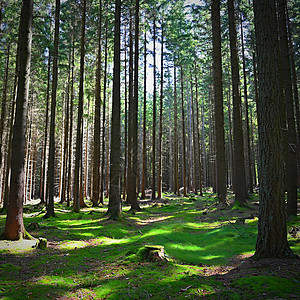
[
  {"left": 233, "top": 275, "right": 300, "bottom": 298},
  {"left": 0, "top": 194, "right": 297, "bottom": 299}
]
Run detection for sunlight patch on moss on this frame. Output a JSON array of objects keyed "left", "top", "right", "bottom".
[{"left": 168, "top": 243, "right": 206, "bottom": 252}]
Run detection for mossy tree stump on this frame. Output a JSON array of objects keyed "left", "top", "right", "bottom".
[{"left": 138, "top": 245, "right": 165, "bottom": 262}]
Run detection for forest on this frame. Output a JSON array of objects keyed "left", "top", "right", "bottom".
[{"left": 0, "top": 0, "right": 299, "bottom": 298}]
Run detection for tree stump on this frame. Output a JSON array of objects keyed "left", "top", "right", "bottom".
[{"left": 138, "top": 245, "right": 165, "bottom": 262}]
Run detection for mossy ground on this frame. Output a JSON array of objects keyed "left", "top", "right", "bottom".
[{"left": 0, "top": 191, "right": 299, "bottom": 299}]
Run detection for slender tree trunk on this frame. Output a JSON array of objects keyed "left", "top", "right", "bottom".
[
  {"left": 191, "top": 77, "right": 198, "bottom": 195},
  {"left": 83, "top": 99, "right": 90, "bottom": 200},
  {"left": 240, "top": 16, "right": 253, "bottom": 194},
  {"left": 2, "top": 44, "right": 19, "bottom": 212},
  {"left": 201, "top": 97, "right": 206, "bottom": 188},
  {"left": 253, "top": 0, "right": 294, "bottom": 258},
  {"left": 107, "top": 0, "right": 122, "bottom": 219},
  {"left": 0, "top": 43, "right": 10, "bottom": 170},
  {"left": 60, "top": 53, "right": 71, "bottom": 204},
  {"left": 157, "top": 23, "right": 164, "bottom": 199},
  {"left": 173, "top": 63, "right": 179, "bottom": 195},
  {"left": 73, "top": 0, "right": 86, "bottom": 213},
  {"left": 67, "top": 39, "right": 75, "bottom": 207},
  {"left": 3, "top": 0, "right": 33, "bottom": 240},
  {"left": 212, "top": 0, "right": 227, "bottom": 203},
  {"left": 286, "top": 7, "right": 300, "bottom": 155},
  {"left": 44, "top": 0, "right": 60, "bottom": 218},
  {"left": 127, "top": 8, "right": 134, "bottom": 205},
  {"left": 151, "top": 15, "right": 157, "bottom": 200},
  {"left": 92, "top": 0, "right": 102, "bottom": 207},
  {"left": 100, "top": 20, "right": 108, "bottom": 205},
  {"left": 128, "top": 0, "right": 141, "bottom": 211},
  {"left": 277, "top": 0, "right": 298, "bottom": 217},
  {"left": 39, "top": 51, "right": 51, "bottom": 204},
  {"left": 194, "top": 73, "right": 203, "bottom": 195},
  {"left": 122, "top": 26, "right": 128, "bottom": 201},
  {"left": 141, "top": 27, "right": 147, "bottom": 200},
  {"left": 180, "top": 66, "right": 187, "bottom": 197},
  {"left": 227, "top": 0, "right": 247, "bottom": 206}
]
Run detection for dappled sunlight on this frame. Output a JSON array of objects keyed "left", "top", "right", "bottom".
[
  {"left": 0, "top": 239, "right": 38, "bottom": 253},
  {"left": 58, "top": 236, "right": 128, "bottom": 251},
  {"left": 134, "top": 215, "right": 174, "bottom": 226},
  {"left": 168, "top": 243, "right": 206, "bottom": 251}
]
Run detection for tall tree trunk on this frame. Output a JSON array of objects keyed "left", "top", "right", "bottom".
[
  {"left": 60, "top": 53, "right": 71, "bottom": 204},
  {"left": 127, "top": 7, "right": 134, "bottom": 205},
  {"left": 3, "top": 0, "right": 33, "bottom": 240},
  {"left": 151, "top": 15, "right": 156, "bottom": 200},
  {"left": 180, "top": 66, "right": 187, "bottom": 197},
  {"left": 277, "top": 0, "right": 298, "bottom": 217},
  {"left": 0, "top": 43, "right": 10, "bottom": 171},
  {"left": 128, "top": 0, "right": 141, "bottom": 211},
  {"left": 67, "top": 39, "right": 75, "bottom": 207},
  {"left": 100, "top": 20, "right": 108, "bottom": 205},
  {"left": 191, "top": 77, "right": 198, "bottom": 195},
  {"left": 39, "top": 52, "right": 51, "bottom": 204},
  {"left": 107, "top": 0, "right": 122, "bottom": 219},
  {"left": 212, "top": 0, "right": 227, "bottom": 203},
  {"left": 253, "top": 0, "right": 294, "bottom": 258},
  {"left": 73, "top": 0, "right": 86, "bottom": 213},
  {"left": 92, "top": 0, "right": 102, "bottom": 207},
  {"left": 240, "top": 15, "right": 253, "bottom": 194},
  {"left": 83, "top": 99, "right": 90, "bottom": 200},
  {"left": 2, "top": 42, "right": 19, "bottom": 212},
  {"left": 200, "top": 94, "right": 206, "bottom": 188},
  {"left": 140, "top": 27, "right": 147, "bottom": 200},
  {"left": 286, "top": 7, "right": 300, "bottom": 155},
  {"left": 122, "top": 26, "right": 128, "bottom": 201},
  {"left": 227, "top": 0, "right": 247, "bottom": 206},
  {"left": 44, "top": 0, "right": 60, "bottom": 219},
  {"left": 173, "top": 63, "right": 179, "bottom": 195},
  {"left": 194, "top": 73, "right": 203, "bottom": 195},
  {"left": 157, "top": 23, "right": 164, "bottom": 199}
]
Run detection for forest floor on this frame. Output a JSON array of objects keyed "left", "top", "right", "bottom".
[{"left": 0, "top": 190, "right": 299, "bottom": 299}]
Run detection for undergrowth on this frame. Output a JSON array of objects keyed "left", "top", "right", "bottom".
[{"left": 0, "top": 192, "right": 299, "bottom": 299}]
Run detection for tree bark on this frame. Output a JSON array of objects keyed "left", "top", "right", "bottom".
[
  {"left": 107, "top": 0, "right": 122, "bottom": 219},
  {"left": 100, "top": 20, "right": 108, "bottom": 205},
  {"left": 212, "top": 0, "right": 227, "bottom": 203},
  {"left": 140, "top": 26, "right": 147, "bottom": 200},
  {"left": 44, "top": 0, "right": 60, "bottom": 219},
  {"left": 3, "top": 0, "right": 33, "bottom": 240},
  {"left": 253, "top": 0, "right": 294, "bottom": 258},
  {"left": 73, "top": 0, "right": 86, "bottom": 213},
  {"left": 240, "top": 15, "right": 253, "bottom": 194},
  {"left": 92, "top": 0, "right": 102, "bottom": 207},
  {"left": 180, "top": 66, "right": 187, "bottom": 197},
  {"left": 0, "top": 43, "right": 10, "bottom": 170},
  {"left": 67, "top": 38, "right": 75, "bottom": 207},
  {"left": 39, "top": 51, "right": 51, "bottom": 204},
  {"left": 227, "top": 0, "right": 247, "bottom": 206},
  {"left": 122, "top": 26, "right": 128, "bottom": 201},
  {"left": 195, "top": 72, "right": 203, "bottom": 195},
  {"left": 157, "top": 23, "right": 163, "bottom": 199},
  {"left": 60, "top": 53, "right": 71, "bottom": 204},
  {"left": 173, "top": 63, "right": 179, "bottom": 195},
  {"left": 151, "top": 14, "right": 157, "bottom": 200},
  {"left": 126, "top": 7, "right": 134, "bottom": 205},
  {"left": 128, "top": 0, "right": 141, "bottom": 211},
  {"left": 277, "top": 0, "right": 298, "bottom": 217}
]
